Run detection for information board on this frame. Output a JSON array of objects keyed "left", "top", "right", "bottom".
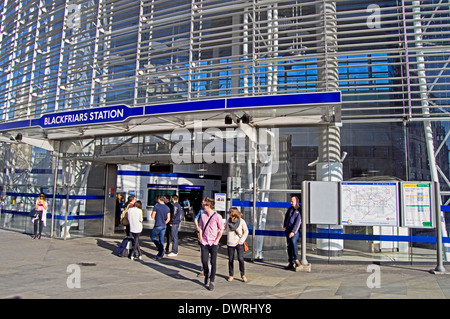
[
  {"left": 400, "top": 182, "right": 434, "bottom": 228},
  {"left": 214, "top": 193, "right": 227, "bottom": 211},
  {"left": 309, "top": 181, "right": 339, "bottom": 224},
  {"left": 340, "top": 182, "right": 399, "bottom": 226}
]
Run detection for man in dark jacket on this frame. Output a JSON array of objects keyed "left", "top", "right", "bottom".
[
  {"left": 283, "top": 196, "right": 302, "bottom": 270},
  {"left": 166, "top": 195, "right": 183, "bottom": 257}
]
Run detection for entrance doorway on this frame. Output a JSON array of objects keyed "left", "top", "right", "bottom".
[
  {"left": 145, "top": 184, "right": 204, "bottom": 220},
  {"left": 178, "top": 186, "right": 204, "bottom": 220},
  {"left": 115, "top": 163, "right": 224, "bottom": 233}
]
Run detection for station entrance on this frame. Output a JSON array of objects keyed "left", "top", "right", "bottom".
[
  {"left": 0, "top": 92, "right": 341, "bottom": 234},
  {"left": 5, "top": 92, "right": 415, "bottom": 263},
  {"left": 1, "top": 92, "right": 448, "bottom": 265},
  {"left": 2, "top": 91, "right": 447, "bottom": 266}
]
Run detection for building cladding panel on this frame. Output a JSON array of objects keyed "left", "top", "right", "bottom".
[{"left": 0, "top": 0, "right": 449, "bottom": 124}]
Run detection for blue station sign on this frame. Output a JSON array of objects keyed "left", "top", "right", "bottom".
[
  {"left": 31, "top": 104, "right": 144, "bottom": 129},
  {"left": 0, "top": 91, "right": 341, "bottom": 132}
]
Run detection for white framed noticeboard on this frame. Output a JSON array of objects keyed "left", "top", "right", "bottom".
[
  {"left": 214, "top": 193, "right": 227, "bottom": 212},
  {"left": 308, "top": 181, "right": 339, "bottom": 225},
  {"left": 400, "top": 182, "right": 435, "bottom": 228},
  {"left": 340, "top": 182, "right": 399, "bottom": 226}
]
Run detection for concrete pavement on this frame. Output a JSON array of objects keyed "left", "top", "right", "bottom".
[{"left": 1, "top": 227, "right": 450, "bottom": 301}]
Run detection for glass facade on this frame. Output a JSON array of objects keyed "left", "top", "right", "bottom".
[
  {"left": 0, "top": 0, "right": 450, "bottom": 262},
  {"left": 1, "top": 0, "right": 449, "bottom": 118}
]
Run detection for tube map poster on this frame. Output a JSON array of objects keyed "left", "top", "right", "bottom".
[{"left": 340, "top": 182, "right": 399, "bottom": 226}]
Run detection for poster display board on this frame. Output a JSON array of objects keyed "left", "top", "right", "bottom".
[
  {"left": 340, "top": 182, "right": 399, "bottom": 226},
  {"left": 306, "top": 181, "right": 437, "bottom": 228},
  {"left": 309, "top": 181, "right": 339, "bottom": 224},
  {"left": 400, "top": 182, "right": 434, "bottom": 228},
  {"left": 214, "top": 193, "right": 227, "bottom": 212}
]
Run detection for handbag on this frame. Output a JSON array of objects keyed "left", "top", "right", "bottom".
[
  {"left": 120, "top": 209, "right": 129, "bottom": 226},
  {"left": 29, "top": 209, "right": 38, "bottom": 218},
  {"left": 234, "top": 222, "right": 249, "bottom": 252}
]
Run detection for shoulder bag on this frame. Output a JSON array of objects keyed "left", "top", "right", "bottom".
[
  {"left": 120, "top": 207, "right": 129, "bottom": 226},
  {"left": 235, "top": 221, "right": 249, "bottom": 252}
]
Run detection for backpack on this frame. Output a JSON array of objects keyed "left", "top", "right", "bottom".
[{"left": 116, "top": 236, "right": 134, "bottom": 257}]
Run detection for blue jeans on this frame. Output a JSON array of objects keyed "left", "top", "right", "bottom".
[
  {"left": 285, "top": 230, "right": 300, "bottom": 264},
  {"left": 165, "top": 223, "right": 180, "bottom": 254},
  {"left": 151, "top": 225, "right": 166, "bottom": 257}
]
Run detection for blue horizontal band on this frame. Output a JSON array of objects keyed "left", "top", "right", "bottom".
[
  {"left": 53, "top": 214, "right": 104, "bottom": 221},
  {"left": 2, "top": 210, "right": 104, "bottom": 221},
  {"left": 3, "top": 209, "right": 448, "bottom": 243},
  {"left": 118, "top": 170, "right": 222, "bottom": 180},
  {"left": 5, "top": 192, "right": 104, "bottom": 200},
  {"left": 232, "top": 200, "right": 291, "bottom": 208},
  {"left": 250, "top": 228, "right": 448, "bottom": 243}
]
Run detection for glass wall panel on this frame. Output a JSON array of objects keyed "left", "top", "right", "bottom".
[
  {"left": 0, "top": 141, "right": 106, "bottom": 239},
  {"left": 54, "top": 146, "right": 106, "bottom": 239},
  {"left": 0, "top": 143, "right": 55, "bottom": 237},
  {"left": 230, "top": 124, "right": 444, "bottom": 263}
]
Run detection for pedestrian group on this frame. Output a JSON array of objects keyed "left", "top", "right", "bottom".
[
  {"left": 119, "top": 194, "right": 302, "bottom": 290},
  {"left": 33, "top": 192, "right": 302, "bottom": 291}
]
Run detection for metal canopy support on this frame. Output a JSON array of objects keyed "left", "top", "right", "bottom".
[
  {"left": 412, "top": 0, "right": 449, "bottom": 265},
  {"left": 315, "top": 0, "right": 344, "bottom": 257},
  {"left": 432, "top": 181, "right": 446, "bottom": 273},
  {"left": 301, "top": 181, "right": 309, "bottom": 266},
  {"left": 63, "top": 159, "right": 72, "bottom": 240},
  {"left": 50, "top": 151, "right": 60, "bottom": 238},
  {"left": 252, "top": 137, "right": 257, "bottom": 262}
]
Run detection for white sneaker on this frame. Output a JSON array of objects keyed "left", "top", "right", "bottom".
[{"left": 167, "top": 252, "right": 178, "bottom": 257}]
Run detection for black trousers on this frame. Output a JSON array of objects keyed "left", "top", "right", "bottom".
[
  {"left": 165, "top": 223, "right": 180, "bottom": 254},
  {"left": 201, "top": 244, "right": 219, "bottom": 283},
  {"left": 33, "top": 211, "right": 43, "bottom": 236},
  {"left": 227, "top": 244, "right": 245, "bottom": 277},
  {"left": 130, "top": 232, "right": 141, "bottom": 257}
]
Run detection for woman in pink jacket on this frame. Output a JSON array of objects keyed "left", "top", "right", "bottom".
[{"left": 32, "top": 193, "right": 47, "bottom": 239}]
